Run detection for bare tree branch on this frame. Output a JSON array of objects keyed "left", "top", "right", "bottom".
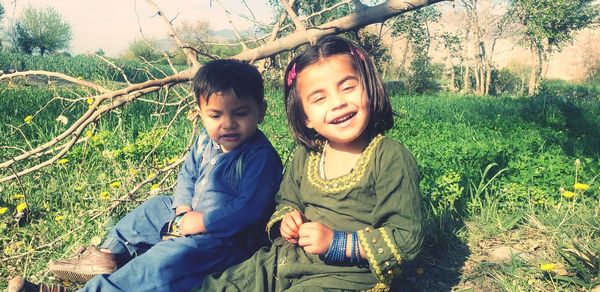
[
  {"left": 144, "top": 0, "right": 201, "bottom": 68},
  {"left": 233, "top": 0, "right": 447, "bottom": 61},
  {"left": 91, "top": 53, "right": 132, "bottom": 85},
  {"left": 0, "top": 71, "right": 110, "bottom": 93},
  {"left": 280, "top": 0, "right": 316, "bottom": 44},
  {"left": 215, "top": 0, "right": 249, "bottom": 51}
]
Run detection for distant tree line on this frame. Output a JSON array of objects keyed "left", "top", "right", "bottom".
[{"left": 1, "top": 1, "right": 599, "bottom": 95}]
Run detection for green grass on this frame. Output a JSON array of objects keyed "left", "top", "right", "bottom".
[{"left": 0, "top": 82, "right": 599, "bottom": 290}]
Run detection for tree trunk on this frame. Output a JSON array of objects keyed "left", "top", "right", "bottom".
[
  {"left": 528, "top": 43, "right": 542, "bottom": 96},
  {"left": 448, "top": 60, "right": 457, "bottom": 93},
  {"left": 474, "top": 62, "right": 481, "bottom": 95},
  {"left": 462, "top": 30, "right": 470, "bottom": 93},
  {"left": 485, "top": 64, "right": 491, "bottom": 95},
  {"left": 399, "top": 37, "right": 410, "bottom": 71}
]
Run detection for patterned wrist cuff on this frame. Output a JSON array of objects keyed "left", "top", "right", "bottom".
[{"left": 357, "top": 226, "right": 403, "bottom": 287}]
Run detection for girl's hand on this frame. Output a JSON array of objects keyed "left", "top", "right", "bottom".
[
  {"left": 179, "top": 211, "right": 206, "bottom": 236},
  {"left": 280, "top": 210, "right": 305, "bottom": 244},
  {"left": 297, "top": 222, "right": 333, "bottom": 255},
  {"left": 175, "top": 205, "right": 192, "bottom": 215}
]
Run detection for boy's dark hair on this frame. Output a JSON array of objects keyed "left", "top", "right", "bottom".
[
  {"left": 283, "top": 36, "right": 393, "bottom": 151},
  {"left": 193, "top": 59, "right": 264, "bottom": 105}
]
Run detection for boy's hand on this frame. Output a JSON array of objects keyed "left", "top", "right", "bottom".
[
  {"left": 179, "top": 211, "right": 206, "bottom": 236},
  {"left": 280, "top": 210, "right": 304, "bottom": 244},
  {"left": 175, "top": 205, "right": 192, "bottom": 215},
  {"left": 297, "top": 222, "right": 333, "bottom": 255}
]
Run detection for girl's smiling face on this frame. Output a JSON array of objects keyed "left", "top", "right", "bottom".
[{"left": 296, "top": 54, "right": 370, "bottom": 149}]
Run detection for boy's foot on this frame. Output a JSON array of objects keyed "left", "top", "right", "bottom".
[
  {"left": 8, "top": 276, "right": 68, "bottom": 292},
  {"left": 48, "top": 246, "right": 119, "bottom": 283}
]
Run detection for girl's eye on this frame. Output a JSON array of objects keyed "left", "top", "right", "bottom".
[
  {"left": 209, "top": 114, "right": 221, "bottom": 119},
  {"left": 342, "top": 86, "right": 355, "bottom": 92},
  {"left": 311, "top": 96, "right": 325, "bottom": 103},
  {"left": 236, "top": 111, "right": 249, "bottom": 117}
]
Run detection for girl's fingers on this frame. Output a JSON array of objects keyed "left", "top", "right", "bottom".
[
  {"left": 290, "top": 211, "right": 304, "bottom": 227},
  {"left": 297, "top": 235, "right": 310, "bottom": 247},
  {"left": 281, "top": 221, "right": 299, "bottom": 239}
]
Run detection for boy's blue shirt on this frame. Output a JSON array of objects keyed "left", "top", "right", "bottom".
[{"left": 173, "top": 129, "right": 283, "bottom": 239}]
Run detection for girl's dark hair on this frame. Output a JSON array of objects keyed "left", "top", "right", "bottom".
[
  {"left": 193, "top": 59, "right": 264, "bottom": 105},
  {"left": 283, "top": 36, "right": 393, "bottom": 151}
]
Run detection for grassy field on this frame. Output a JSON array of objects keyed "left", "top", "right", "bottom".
[{"left": 0, "top": 79, "right": 599, "bottom": 290}]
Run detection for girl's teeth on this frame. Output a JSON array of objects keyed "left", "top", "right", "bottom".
[{"left": 333, "top": 113, "right": 354, "bottom": 124}]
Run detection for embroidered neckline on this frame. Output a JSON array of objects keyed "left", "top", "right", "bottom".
[{"left": 307, "top": 135, "right": 384, "bottom": 193}]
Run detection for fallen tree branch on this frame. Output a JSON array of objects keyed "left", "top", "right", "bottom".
[
  {"left": 0, "top": 71, "right": 110, "bottom": 94},
  {"left": 0, "top": 0, "right": 446, "bottom": 183}
]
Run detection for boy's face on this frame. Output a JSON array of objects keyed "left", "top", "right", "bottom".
[{"left": 199, "top": 90, "right": 266, "bottom": 152}]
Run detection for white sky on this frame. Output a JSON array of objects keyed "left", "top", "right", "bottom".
[{"left": 1, "top": 0, "right": 273, "bottom": 56}]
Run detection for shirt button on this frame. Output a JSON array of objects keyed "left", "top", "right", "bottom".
[
  {"left": 201, "top": 179, "right": 207, "bottom": 185},
  {"left": 378, "top": 248, "right": 384, "bottom": 254},
  {"left": 384, "top": 261, "right": 390, "bottom": 266},
  {"left": 372, "top": 238, "right": 377, "bottom": 243},
  {"left": 365, "top": 227, "right": 371, "bottom": 232},
  {"left": 210, "top": 158, "right": 217, "bottom": 165},
  {"left": 215, "top": 145, "right": 220, "bottom": 149},
  {"left": 387, "top": 270, "right": 393, "bottom": 275}
]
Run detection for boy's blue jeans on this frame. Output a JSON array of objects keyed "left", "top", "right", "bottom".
[{"left": 80, "top": 195, "right": 249, "bottom": 291}]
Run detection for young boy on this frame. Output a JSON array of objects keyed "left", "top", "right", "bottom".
[{"left": 9, "top": 59, "right": 283, "bottom": 291}]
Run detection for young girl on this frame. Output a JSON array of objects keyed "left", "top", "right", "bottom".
[{"left": 201, "top": 36, "right": 424, "bottom": 291}]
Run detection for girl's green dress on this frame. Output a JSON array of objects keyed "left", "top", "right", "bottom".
[{"left": 202, "top": 135, "right": 424, "bottom": 291}]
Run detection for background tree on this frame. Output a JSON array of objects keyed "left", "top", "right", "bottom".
[
  {"left": 0, "top": 3, "right": 4, "bottom": 49},
  {"left": 123, "top": 38, "right": 164, "bottom": 62},
  {"left": 12, "top": 6, "right": 72, "bottom": 56},
  {"left": 510, "top": 0, "right": 599, "bottom": 95},
  {"left": 440, "top": 32, "right": 462, "bottom": 92},
  {"left": 390, "top": 6, "right": 441, "bottom": 92},
  {"left": 458, "top": 0, "right": 512, "bottom": 95}
]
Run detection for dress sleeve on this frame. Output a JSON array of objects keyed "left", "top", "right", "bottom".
[
  {"left": 172, "top": 133, "right": 205, "bottom": 209},
  {"left": 356, "top": 140, "right": 424, "bottom": 286},
  {"left": 265, "top": 147, "right": 306, "bottom": 241}
]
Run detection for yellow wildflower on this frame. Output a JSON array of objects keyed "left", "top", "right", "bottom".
[
  {"left": 27, "top": 245, "right": 35, "bottom": 253},
  {"left": 86, "top": 98, "right": 94, "bottom": 105},
  {"left": 16, "top": 202, "right": 27, "bottom": 213},
  {"left": 146, "top": 172, "right": 157, "bottom": 181},
  {"left": 55, "top": 215, "right": 65, "bottom": 221},
  {"left": 74, "top": 185, "right": 84, "bottom": 192},
  {"left": 562, "top": 191, "right": 576, "bottom": 199},
  {"left": 167, "top": 157, "right": 179, "bottom": 165},
  {"left": 110, "top": 181, "right": 122, "bottom": 188},
  {"left": 13, "top": 193, "right": 25, "bottom": 200},
  {"left": 24, "top": 115, "right": 33, "bottom": 124},
  {"left": 99, "top": 191, "right": 110, "bottom": 201},
  {"left": 128, "top": 168, "right": 138, "bottom": 176},
  {"left": 84, "top": 130, "right": 93, "bottom": 138},
  {"left": 57, "top": 158, "right": 69, "bottom": 165},
  {"left": 575, "top": 159, "right": 581, "bottom": 167},
  {"left": 539, "top": 263, "right": 556, "bottom": 271},
  {"left": 149, "top": 184, "right": 161, "bottom": 195},
  {"left": 4, "top": 246, "right": 13, "bottom": 255},
  {"left": 0, "top": 207, "right": 8, "bottom": 215},
  {"left": 574, "top": 183, "right": 590, "bottom": 191},
  {"left": 62, "top": 280, "right": 73, "bottom": 287}
]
